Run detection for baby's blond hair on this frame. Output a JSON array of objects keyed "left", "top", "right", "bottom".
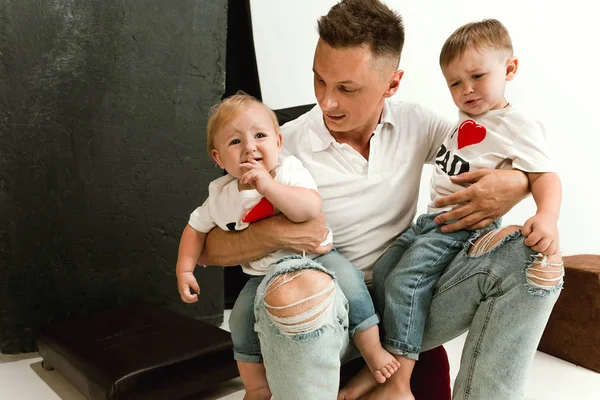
[
  {"left": 206, "top": 91, "right": 279, "bottom": 156},
  {"left": 440, "top": 19, "right": 513, "bottom": 68}
]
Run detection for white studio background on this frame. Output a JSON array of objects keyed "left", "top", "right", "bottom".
[{"left": 250, "top": 0, "right": 599, "bottom": 256}]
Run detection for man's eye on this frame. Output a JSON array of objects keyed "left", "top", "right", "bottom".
[
  {"left": 229, "top": 139, "right": 240, "bottom": 145},
  {"left": 340, "top": 87, "right": 355, "bottom": 93}
]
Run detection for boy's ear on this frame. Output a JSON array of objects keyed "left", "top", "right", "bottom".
[
  {"left": 276, "top": 130, "right": 283, "bottom": 149},
  {"left": 211, "top": 149, "right": 225, "bottom": 169},
  {"left": 506, "top": 56, "right": 518, "bottom": 81},
  {"left": 384, "top": 70, "right": 404, "bottom": 98}
]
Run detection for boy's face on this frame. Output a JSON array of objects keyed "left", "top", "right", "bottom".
[
  {"left": 312, "top": 40, "right": 402, "bottom": 136},
  {"left": 211, "top": 102, "right": 282, "bottom": 180},
  {"left": 442, "top": 46, "right": 517, "bottom": 116}
]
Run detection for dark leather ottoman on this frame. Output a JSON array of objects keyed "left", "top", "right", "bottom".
[
  {"left": 538, "top": 254, "right": 600, "bottom": 372},
  {"left": 36, "top": 303, "right": 239, "bottom": 400}
]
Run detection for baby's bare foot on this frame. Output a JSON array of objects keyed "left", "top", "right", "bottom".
[
  {"left": 363, "top": 345, "right": 401, "bottom": 383},
  {"left": 243, "top": 386, "right": 272, "bottom": 400}
]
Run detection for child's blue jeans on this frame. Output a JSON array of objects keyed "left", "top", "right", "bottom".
[
  {"left": 229, "top": 249, "right": 378, "bottom": 362},
  {"left": 372, "top": 212, "right": 501, "bottom": 359}
]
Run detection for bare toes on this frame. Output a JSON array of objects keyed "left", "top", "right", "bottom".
[{"left": 373, "top": 370, "right": 387, "bottom": 384}]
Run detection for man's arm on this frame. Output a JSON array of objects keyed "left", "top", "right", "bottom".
[
  {"left": 433, "top": 168, "right": 530, "bottom": 232},
  {"left": 198, "top": 213, "right": 332, "bottom": 266}
]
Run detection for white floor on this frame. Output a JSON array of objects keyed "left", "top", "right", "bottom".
[{"left": 1, "top": 310, "right": 599, "bottom": 400}]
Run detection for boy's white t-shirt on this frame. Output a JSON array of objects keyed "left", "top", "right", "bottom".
[
  {"left": 428, "top": 106, "right": 554, "bottom": 213},
  {"left": 188, "top": 155, "right": 331, "bottom": 275}
]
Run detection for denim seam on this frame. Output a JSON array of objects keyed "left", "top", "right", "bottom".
[
  {"left": 382, "top": 337, "right": 420, "bottom": 355},
  {"left": 463, "top": 296, "right": 497, "bottom": 399},
  {"left": 433, "top": 268, "right": 502, "bottom": 298},
  {"left": 350, "top": 314, "right": 380, "bottom": 338},
  {"left": 233, "top": 351, "right": 263, "bottom": 363},
  {"left": 402, "top": 243, "right": 462, "bottom": 346},
  {"left": 376, "top": 243, "right": 411, "bottom": 313}
]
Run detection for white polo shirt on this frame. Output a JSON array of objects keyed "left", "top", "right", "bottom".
[{"left": 281, "top": 99, "right": 453, "bottom": 281}]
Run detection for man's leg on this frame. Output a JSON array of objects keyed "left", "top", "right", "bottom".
[
  {"left": 316, "top": 250, "right": 400, "bottom": 383},
  {"left": 253, "top": 256, "right": 351, "bottom": 400},
  {"left": 420, "top": 226, "right": 563, "bottom": 400}
]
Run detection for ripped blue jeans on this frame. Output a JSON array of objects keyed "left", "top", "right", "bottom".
[
  {"left": 229, "top": 250, "right": 378, "bottom": 362},
  {"left": 371, "top": 212, "right": 501, "bottom": 359},
  {"left": 252, "top": 227, "right": 563, "bottom": 400}
]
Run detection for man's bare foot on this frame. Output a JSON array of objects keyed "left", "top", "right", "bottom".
[
  {"left": 243, "top": 386, "right": 272, "bottom": 400},
  {"left": 361, "top": 380, "right": 414, "bottom": 400},
  {"left": 363, "top": 344, "right": 401, "bottom": 383},
  {"left": 338, "top": 365, "right": 379, "bottom": 400}
]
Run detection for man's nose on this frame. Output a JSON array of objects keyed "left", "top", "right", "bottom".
[{"left": 319, "top": 88, "right": 338, "bottom": 110}]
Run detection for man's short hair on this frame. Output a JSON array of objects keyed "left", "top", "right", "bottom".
[
  {"left": 206, "top": 91, "right": 279, "bottom": 156},
  {"left": 317, "top": 0, "right": 404, "bottom": 65},
  {"left": 439, "top": 19, "right": 513, "bottom": 68}
]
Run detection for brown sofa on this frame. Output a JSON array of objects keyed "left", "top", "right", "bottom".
[{"left": 538, "top": 254, "right": 600, "bottom": 373}]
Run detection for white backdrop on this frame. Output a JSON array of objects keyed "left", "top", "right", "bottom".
[{"left": 250, "top": 0, "right": 598, "bottom": 256}]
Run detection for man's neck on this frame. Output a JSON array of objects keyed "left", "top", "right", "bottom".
[
  {"left": 328, "top": 107, "right": 383, "bottom": 161},
  {"left": 330, "top": 130, "right": 374, "bottom": 160}
]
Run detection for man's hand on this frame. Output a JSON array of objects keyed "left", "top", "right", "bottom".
[
  {"left": 177, "top": 271, "right": 200, "bottom": 303},
  {"left": 433, "top": 169, "right": 529, "bottom": 232},
  {"left": 522, "top": 212, "right": 560, "bottom": 255},
  {"left": 270, "top": 213, "right": 332, "bottom": 254}
]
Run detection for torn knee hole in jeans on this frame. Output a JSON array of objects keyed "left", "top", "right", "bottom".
[
  {"left": 524, "top": 253, "right": 564, "bottom": 296},
  {"left": 468, "top": 226, "right": 520, "bottom": 256},
  {"left": 264, "top": 271, "right": 336, "bottom": 336}
]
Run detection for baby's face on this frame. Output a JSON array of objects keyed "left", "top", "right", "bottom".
[
  {"left": 211, "top": 102, "right": 282, "bottom": 179},
  {"left": 442, "top": 46, "right": 515, "bottom": 116}
]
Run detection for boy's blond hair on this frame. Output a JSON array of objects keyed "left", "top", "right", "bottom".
[
  {"left": 206, "top": 91, "right": 280, "bottom": 156},
  {"left": 439, "top": 19, "right": 513, "bottom": 68}
]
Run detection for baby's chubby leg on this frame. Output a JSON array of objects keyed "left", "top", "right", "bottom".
[{"left": 237, "top": 361, "right": 271, "bottom": 400}]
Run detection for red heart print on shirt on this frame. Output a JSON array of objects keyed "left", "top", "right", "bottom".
[
  {"left": 457, "top": 119, "right": 486, "bottom": 149},
  {"left": 242, "top": 197, "right": 275, "bottom": 223}
]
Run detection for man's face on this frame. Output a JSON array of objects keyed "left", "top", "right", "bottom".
[{"left": 312, "top": 40, "right": 401, "bottom": 135}]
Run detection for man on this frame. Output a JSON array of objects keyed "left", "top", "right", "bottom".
[{"left": 199, "top": 1, "right": 563, "bottom": 399}]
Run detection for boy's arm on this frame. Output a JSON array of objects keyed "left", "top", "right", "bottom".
[
  {"left": 198, "top": 213, "right": 331, "bottom": 266},
  {"left": 527, "top": 172, "right": 561, "bottom": 219},
  {"left": 521, "top": 172, "right": 562, "bottom": 254},
  {"left": 263, "top": 183, "right": 322, "bottom": 222},
  {"left": 176, "top": 224, "right": 207, "bottom": 302}
]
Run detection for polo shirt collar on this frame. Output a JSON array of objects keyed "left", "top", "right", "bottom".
[{"left": 307, "top": 99, "right": 396, "bottom": 153}]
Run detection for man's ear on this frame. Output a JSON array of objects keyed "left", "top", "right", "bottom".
[
  {"left": 384, "top": 70, "right": 404, "bottom": 98},
  {"left": 211, "top": 149, "right": 224, "bottom": 169},
  {"left": 506, "top": 56, "right": 518, "bottom": 81}
]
